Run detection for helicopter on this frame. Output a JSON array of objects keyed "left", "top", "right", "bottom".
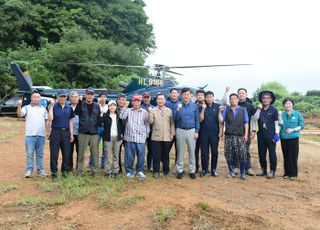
[{"left": 11, "top": 62, "right": 251, "bottom": 107}]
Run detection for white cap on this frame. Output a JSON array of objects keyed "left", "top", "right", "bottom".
[{"left": 108, "top": 100, "right": 117, "bottom": 106}]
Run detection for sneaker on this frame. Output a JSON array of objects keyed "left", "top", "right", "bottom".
[
  {"left": 211, "top": 171, "right": 218, "bottom": 177},
  {"left": 200, "top": 171, "right": 206, "bottom": 178},
  {"left": 283, "top": 175, "right": 289, "bottom": 179},
  {"left": 240, "top": 173, "right": 247, "bottom": 180},
  {"left": 246, "top": 168, "right": 255, "bottom": 176},
  {"left": 289, "top": 176, "right": 298, "bottom": 181},
  {"left": 153, "top": 172, "right": 160, "bottom": 178},
  {"left": 164, "top": 172, "right": 173, "bottom": 177},
  {"left": 36, "top": 169, "right": 47, "bottom": 177},
  {"left": 227, "top": 172, "right": 235, "bottom": 178},
  {"left": 25, "top": 170, "right": 32, "bottom": 178},
  {"left": 113, "top": 173, "right": 119, "bottom": 178},
  {"left": 190, "top": 173, "right": 196, "bottom": 179},
  {"left": 126, "top": 172, "right": 134, "bottom": 178},
  {"left": 176, "top": 172, "right": 184, "bottom": 179},
  {"left": 137, "top": 171, "right": 147, "bottom": 180},
  {"left": 267, "top": 170, "right": 275, "bottom": 179},
  {"left": 256, "top": 169, "right": 267, "bottom": 177},
  {"left": 234, "top": 168, "right": 240, "bottom": 175}
]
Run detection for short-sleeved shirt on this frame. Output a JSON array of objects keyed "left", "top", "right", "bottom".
[
  {"left": 222, "top": 106, "right": 249, "bottom": 124},
  {"left": 51, "top": 103, "right": 75, "bottom": 129},
  {"left": 258, "top": 105, "right": 278, "bottom": 135},
  {"left": 200, "top": 103, "right": 221, "bottom": 136},
  {"left": 21, "top": 104, "right": 48, "bottom": 136}
]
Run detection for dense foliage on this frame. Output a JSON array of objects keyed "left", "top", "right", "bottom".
[{"left": 0, "top": 0, "right": 154, "bottom": 97}]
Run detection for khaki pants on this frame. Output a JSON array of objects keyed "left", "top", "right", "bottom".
[
  {"left": 104, "top": 137, "right": 122, "bottom": 174},
  {"left": 77, "top": 133, "right": 99, "bottom": 176},
  {"left": 176, "top": 128, "right": 196, "bottom": 173}
]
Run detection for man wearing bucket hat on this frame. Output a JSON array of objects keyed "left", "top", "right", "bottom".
[
  {"left": 119, "top": 94, "right": 150, "bottom": 179},
  {"left": 256, "top": 90, "right": 279, "bottom": 179},
  {"left": 74, "top": 87, "right": 102, "bottom": 177}
]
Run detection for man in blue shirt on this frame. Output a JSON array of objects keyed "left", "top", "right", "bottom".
[
  {"left": 48, "top": 91, "right": 75, "bottom": 179},
  {"left": 174, "top": 87, "right": 200, "bottom": 179},
  {"left": 256, "top": 91, "right": 279, "bottom": 179},
  {"left": 199, "top": 91, "right": 223, "bottom": 177},
  {"left": 219, "top": 93, "right": 249, "bottom": 180}
]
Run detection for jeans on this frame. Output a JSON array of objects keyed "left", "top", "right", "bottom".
[
  {"left": 124, "top": 141, "right": 146, "bottom": 174},
  {"left": 89, "top": 126, "right": 105, "bottom": 167},
  {"left": 25, "top": 136, "right": 45, "bottom": 172}
]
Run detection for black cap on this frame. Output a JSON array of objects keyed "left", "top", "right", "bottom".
[
  {"left": 117, "top": 93, "right": 126, "bottom": 99},
  {"left": 86, "top": 87, "right": 95, "bottom": 94},
  {"left": 58, "top": 90, "right": 68, "bottom": 97}
]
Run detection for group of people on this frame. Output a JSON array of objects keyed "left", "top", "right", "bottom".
[{"left": 17, "top": 85, "right": 304, "bottom": 181}]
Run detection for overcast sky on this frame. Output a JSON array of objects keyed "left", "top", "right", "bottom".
[{"left": 144, "top": 0, "right": 320, "bottom": 98}]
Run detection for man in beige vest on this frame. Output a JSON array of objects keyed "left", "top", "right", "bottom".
[{"left": 148, "top": 93, "right": 175, "bottom": 178}]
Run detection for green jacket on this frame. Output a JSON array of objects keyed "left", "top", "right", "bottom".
[{"left": 280, "top": 110, "right": 304, "bottom": 139}]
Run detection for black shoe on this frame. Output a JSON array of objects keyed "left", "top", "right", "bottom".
[
  {"left": 177, "top": 172, "right": 184, "bottom": 179},
  {"left": 104, "top": 173, "right": 111, "bottom": 178},
  {"left": 153, "top": 172, "right": 160, "bottom": 178},
  {"left": 200, "top": 171, "right": 206, "bottom": 178},
  {"left": 113, "top": 173, "right": 119, "bottom": 178},
  {"left": 267, "top": 170, "right": 275, "bottom": 179},
  {"left": 256, "top": 169, "right": 267, "bottom": 177},
  {"left": 51, "top": 174, "right": 57, "bottom": 180},
  {"left": 190, "top": 173, "right": 196, "bottom": 179}
]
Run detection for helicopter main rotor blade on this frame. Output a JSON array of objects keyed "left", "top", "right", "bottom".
[
  {"left": 168, "top": 64, "right": 252, "bottom": 69},
  {"left": 165, "top": 70, "right": 183, "bottom": 75}
]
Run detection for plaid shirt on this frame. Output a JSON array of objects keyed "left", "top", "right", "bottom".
[{"left": 120, "top": 108, "right": 150, "bottom": 143}]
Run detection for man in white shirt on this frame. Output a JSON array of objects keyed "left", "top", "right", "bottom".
[{"left": 17, "top": 91, "right": 49, "bottom": 178}]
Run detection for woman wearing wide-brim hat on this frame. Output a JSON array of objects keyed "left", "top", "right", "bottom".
[{"left": 256, "top": 90, "right": 280, "bottom": 179}]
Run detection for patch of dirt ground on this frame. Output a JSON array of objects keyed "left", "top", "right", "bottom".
[{"left": 0, "top": 117, "right": 320, "bottom": 230}]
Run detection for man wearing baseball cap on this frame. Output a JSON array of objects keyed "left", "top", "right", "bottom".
[
  {"left": 141, "top": 92, "right": 155, "bottom": 172},
  {"left": 119, "top": 94, "right": 150, "bottom": 179},
  {"left": 74, "top": 87, "right": 102, "bottom": 177},
  {"left": 48, "top": 90, "right": 75, "bottom": 179}
]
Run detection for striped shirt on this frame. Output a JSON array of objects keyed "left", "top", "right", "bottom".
[{"left": 120, "top": 108, "right": 150, "bottom": 143}]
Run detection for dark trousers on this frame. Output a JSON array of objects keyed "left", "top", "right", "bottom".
[
  {"left": 257, "top": 132, "right": 277, "bottom": 171},
  {"left": 146, "top": 135, "right": 153, "bottom": 170},
  {"left": 152, "top": 140, "right": 171, "bottom": 174},
  {"left": 195, "top": 137, "right": 201, "bottom": 172},
  {"left": 49, "top": 128, "right": 70, "bottom": 176},
  {"left": 69, "top": 135, "right": 79, "bottom": 171},
  {"left": 281, "top": 138, "right": 299, "bottom": 177},
  {"left": 200, "top": 135, "right": 219, "bottom": 172},
  {"left": 233, "top": 135, "right": 252, "bottom": 170},
  {"left": 169, "top": 136, "right": 177, "bottom": 163}
]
